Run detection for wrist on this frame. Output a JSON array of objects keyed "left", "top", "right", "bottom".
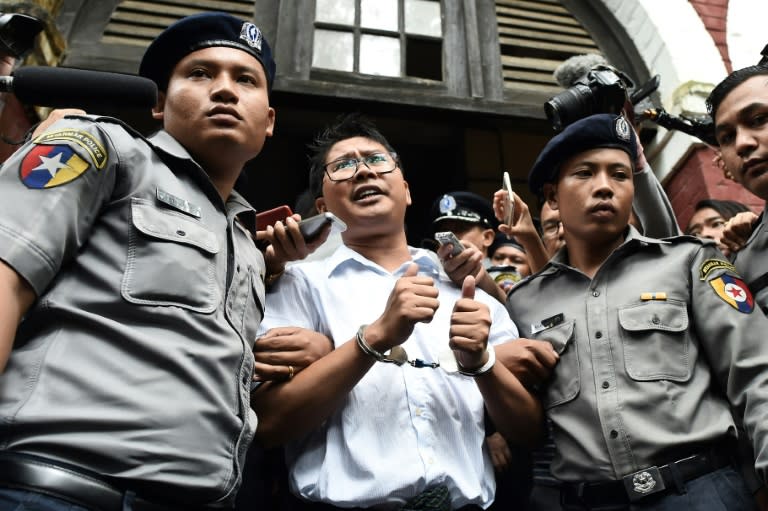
[
  {"left": 457, "top": 346, "right": 496, "bottom": 377},
  {"left": 356, "top": 324, "right": 406, "bottom": 365}
]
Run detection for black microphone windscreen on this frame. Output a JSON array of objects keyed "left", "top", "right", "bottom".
[{"left": 11, "top": 66, "right": 158, "bottom": 109}]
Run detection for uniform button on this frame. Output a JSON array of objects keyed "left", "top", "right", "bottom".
[
  {"left": 602, "top": 381, "right": 609, "bottom": 389},
  {"left": 595, "top": 331, "right": 602, "bottom": 339},
  {"left": 415, "top": 407, "right": 423, "bottom": 416},
  {"left": 651, "top": 315, "right": 660, "bottom": 325},
  {"left": 176, "top": 229, "right": 186, "bottom": 236},
  {"left": 592, "top": 290, "right": 600, "bottom": 297},
  {"left": 610, "top": 430, "right": 618, "bottom": 439}
]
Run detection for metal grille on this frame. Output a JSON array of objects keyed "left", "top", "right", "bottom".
[
  {"left": 102, "top": 0, "right": 254, "bottom": 48},
  {"left": 496, "top": 0, "right": 600, "bottom": 93}
]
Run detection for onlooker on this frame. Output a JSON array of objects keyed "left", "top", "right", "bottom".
[
  {"left": 685, "top": 198, "right": 755, "bottom": 257},
  {"left": 431, "top": 190, "right": 498, "bottom": 266},
  {"left": 0, "top": 12, "right": 316, "bottom": 511},
  {"left": 251, "top": 113, "right": 542, "bottom": 510}
]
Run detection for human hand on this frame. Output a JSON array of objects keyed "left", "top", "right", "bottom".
[
  {"left": 486, "top": 431, "right": 512, "bottom": 473},
  {"left": 365, "top": 263, "right": 439, "bottom": 352},
  {"left": 450, "top": 275, "right": 491, "bottom": 370},
  {"left": 493, "top": 189, "right": 538, "bottom": 242},
  {"left": 494, "top": 338, "right": 559, "bottom": 387},
  {"left": 437, "top": 238, "right": 484, "bottom": 286},
  {"left": 720, "top": 211, "right": 759, "bottom": 255},
  {"left": 253, "top": 326, "right": 334, "bottom": 381},
  {"left": 32, "top": 109, "right": 87, "bottom": 138},
  {"left": 257, "top": 214, "right": 330, "bottom": 275}
]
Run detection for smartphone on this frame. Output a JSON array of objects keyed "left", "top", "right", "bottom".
[
  {"left": 434, "top": 231, "right": 464, "bottom": 256},
  {"left": 256, "top": 205, "right": 293, "bottom": 231},
  {"left": 299, "top": 212, "right": 347, "bottom": 241},
  {"left": 502, "top": 172, "right": 514, "bottom": 226}
]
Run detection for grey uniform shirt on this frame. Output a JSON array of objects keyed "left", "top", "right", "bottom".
[
  {"left": 732, "top": 209, "right": 768, "bottom": 313},
  {"left": 0, "top": 115, "right": 265, "bottom": 505},
  {"left": 506, "top": 227, "right": 768, "bottom": 482}
]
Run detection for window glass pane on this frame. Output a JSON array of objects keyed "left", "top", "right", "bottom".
[
  {"left": 405, "top": 0, "right": 442, "bottom": 37},
  {"left": 312, "top": 29, "right": 354, "bottom": 72},
  {"left": 360, "top": 0, "right": 398, "bottom": 31},
  {"left": 359, "top": 35, "right": 400, "bottom": 77},
  {"left": 316, "top": 0, "right": 356, "bottom": 25}
]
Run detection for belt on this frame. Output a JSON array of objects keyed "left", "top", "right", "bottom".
[
  {"left": 0, "top": 452, "right": 194, "bottom": 511},
  {"left": 560, "top": 443, "right": 733, "bottom": 510}
]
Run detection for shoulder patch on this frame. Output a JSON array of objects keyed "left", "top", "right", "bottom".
[
  {"left": 710, "top": 275, "right": 754, "bottom": 313},
  {"left": 33, "top": 129, "right": 107, "bottom": 169},
  {"left": 20, "top": 144, "right": 91, "bottom": 189},
  {"left": 699, "top": 258, "right": 737, "bottom": 281}
]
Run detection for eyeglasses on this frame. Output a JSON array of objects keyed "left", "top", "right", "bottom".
[
  {"left": 323, "top": 152, "right": 398, "bottom": 182},
  {"left": 541, "top": 220, "right": 562, "bottom": 239}
]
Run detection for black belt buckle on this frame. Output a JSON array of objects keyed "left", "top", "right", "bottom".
[{"left": 622, "top": 466, "right": 666, "bottom": 502}]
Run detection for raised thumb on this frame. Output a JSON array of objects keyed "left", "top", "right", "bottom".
[
  {"left": 461, "top": 275, "right": 476, "bottom": 299},
  {"left": 404, "top": 262, "right": 419, "bottom": 277}
]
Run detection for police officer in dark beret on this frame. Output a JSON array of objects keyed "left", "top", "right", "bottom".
[
  {"left": 431, "top": 191, "right": 499, "bottom": 264},
  {"left": 0, "top": 12, "right": 323, "bottom": 511},
  {"left": 506, "top": 113, "right": 768, "bottom": 510}
]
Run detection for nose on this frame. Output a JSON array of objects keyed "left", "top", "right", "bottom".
[
  {"left": 699, "top": 225, "right": 720, "bottom": 240},
  {"left": 353, "top": 160, "right": 377, "bottom": 180},
  {"left": 735, "top": 128, "right": 758, "bottom": 159},
  {"left": 211, "top": 74, "right": 238, "bottom": 103},
  {"left": 593, "top": 171, "right": 614, "bottom": 197}
]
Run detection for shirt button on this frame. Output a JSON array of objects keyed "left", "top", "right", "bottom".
[
  {"left": 651, "top": 315, "right": 661, "bottom": 325},
  {"left": 592, "top": 290, "right": 600, "bottom": 297},
  {"left": 176, "top": 229, "right": 186, "bottom": 236},
  {"left": 595, "top": 331, "right": 603, "bottom": 339},
  {"left": 602, "top": 381, "right": 609, "bottom": 389},
  {"left": 415, "top": 407, "right": 423, "bottom": 416},
  {"left": 610, "top": 430, "right": 619, "bottom": 439}
]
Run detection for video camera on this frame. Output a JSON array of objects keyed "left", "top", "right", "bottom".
[
  {"left": 0, "top": 13, "right": 44, "bottom": 58},
  {"left": 544, "top": 64, "right": 637, "bottom": 132}
]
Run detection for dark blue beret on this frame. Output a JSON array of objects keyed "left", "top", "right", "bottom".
[
  {"left": 431, "top": 191, "right": 498, "bottom": 230},
  {"left": 528, "top": 114, "right": 637, "bottom": 197},
  {"left": 489, "top": 232, "right": 526, "bottom": 256},
  {"left": 139, "top": 12, "right": 276, "bottom": 93}
]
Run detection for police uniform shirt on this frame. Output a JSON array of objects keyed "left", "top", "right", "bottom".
[
  {"left": 505, "top": 226, "right": 768, "bottom": 482},
  {"left": 732, "top": 209, "right": 768, "bottom": 313},
  {"left": 0, "top": 115, "right": 265, "bottom": 504}
]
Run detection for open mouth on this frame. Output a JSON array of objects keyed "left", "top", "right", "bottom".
[{"left": 353, "top": 186, "right": 383, "bottom": 201}]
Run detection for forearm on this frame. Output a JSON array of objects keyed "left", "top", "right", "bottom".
[
  {"left": 251, "top": 337, "right": 375, "bottom": 446},
  {"left": 476, "top": 361, "right": 543, "bottom": 446},
  {"left": 0, "top": 260, "right": 35, "bottom": 372},
  {"left": 515, "top": 232, "right": 550, "bottom": 273}
]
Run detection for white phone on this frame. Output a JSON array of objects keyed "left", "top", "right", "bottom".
[
  {"left": 502, "top": 171, "right": 514, "bottom": 226},
  {"left": 299, "top": 212, "right": 346, "bottom": 241}
]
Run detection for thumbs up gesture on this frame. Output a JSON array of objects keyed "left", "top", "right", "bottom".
[{"left": 450, "top": 275, "right": 492, "bottom": 370}]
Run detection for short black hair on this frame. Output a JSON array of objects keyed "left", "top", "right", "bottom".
[
  {"left": 707, "top": 65, "right": 768, "bottom": 123},
  {"left": 307, "top": 113, "right": 399, "bottom": 198},
  {"left": 694, "top": 198, "right": 751, "bottom": 220}
]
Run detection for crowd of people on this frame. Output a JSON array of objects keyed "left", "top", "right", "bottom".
[{"left": 2, "top": 9, "right": 768, "bottom": 511}]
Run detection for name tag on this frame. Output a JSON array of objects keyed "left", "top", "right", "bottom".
[
  {"left": 157, "top": 188, "right": 201, "bottom": 218},
  {"left": 530, "top": 313, "right": 564, "bottom": 335}
]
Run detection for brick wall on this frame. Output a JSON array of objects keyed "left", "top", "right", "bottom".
[{"left": 689, "top": 0, "right": 732, "bottom": 73}]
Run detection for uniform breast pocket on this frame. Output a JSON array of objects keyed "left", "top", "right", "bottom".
[
  {"left": 618, "top": 300, "right": 691, "bottom": 382},
  {"left": 122, "top": 199, "right": 220, "bottom": 312},
  {"left": 534, "top": 320, "right": 579, "bottom": 409}
]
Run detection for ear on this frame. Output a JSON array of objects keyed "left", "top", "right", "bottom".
[
  {"left": 404, "top": 179, "right": 412, "bottom": 207},
  {"left": 151, "top": 91, "right": 166, "bottom": 121},
  {"left": 543, "top": 183, "right": 559, "bottom": 211},
  {"left": 315, "top": 197, "right": 327, "bottom": 213},
  {"left": 481, "top": 228, "right": 495, "bottom": 249},
  {"left": 264, "top": 107, "right": 276, "bottom": 138}
]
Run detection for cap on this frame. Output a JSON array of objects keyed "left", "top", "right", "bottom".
[
  {"left": 431, "top": 191, "right": 498, "bottom": 230},
  {"left": 139, "top": 12, "right": 276, "bottom": 93},
  {"left": 528, "top": 114, "right": 637, "bottom": 197},
  {"left": 489, "top": 232, "right": 526, "bottom": 257}
]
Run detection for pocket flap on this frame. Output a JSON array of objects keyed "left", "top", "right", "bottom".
[
  {"left": 533, "top": 319, "right": 575, "bottom": 355},
  {"left": 618, "top": 301, "right": 688, "bottom": 332},
  {"left": 131, "top": 200, "right": 219, "bottom": 254}
]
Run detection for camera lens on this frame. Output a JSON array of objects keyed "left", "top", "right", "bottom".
[{"left": 544, "top": 84, "right": 594, "bottom": 131}]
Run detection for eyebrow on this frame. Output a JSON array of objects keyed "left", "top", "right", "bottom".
[{"left": 716, "top": 102, "right": 768, "bottom": 133}]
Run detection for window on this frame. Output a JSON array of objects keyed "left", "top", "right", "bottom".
[{"left": 312, "top": 0, "right": 443, "bottom": 81}]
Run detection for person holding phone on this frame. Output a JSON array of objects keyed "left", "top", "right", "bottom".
[
  {"left": 0, "top": 12, "right": 321, "bottom": 511},
  {"left": 251, "top": 113, "right": 543, "bottom": 510}
]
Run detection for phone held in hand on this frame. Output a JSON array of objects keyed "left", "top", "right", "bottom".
[
  {"left": 502, "top": 171, "right": 514, "bottom": 226},
  {"left": 434, "top": 231, "right": 464, "bottom": 257},
  {"left": 256, "top": 205, "right": 293, "bottom": 231},
  {"left": 299, "top": 212, "right": 347, "bottom": 242}
]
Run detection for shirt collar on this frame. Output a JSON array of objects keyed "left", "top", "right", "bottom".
[{"left": 323, "top": 244, "right": 445, "bottom": 279}]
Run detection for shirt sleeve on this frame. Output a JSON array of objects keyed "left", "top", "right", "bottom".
[
  {"left": 258, "top": 266, "right": 326, "bottom": 336},
  {"left": 691, "top": 244, "right": 768, "bottom": 483},
  {"left": 0, "top": 116, "right": 117, "bottom": 295},
  {"left": 632, "top": 163, "right": 681, "bottom": 238}
]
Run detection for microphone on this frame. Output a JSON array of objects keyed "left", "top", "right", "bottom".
[{"left": 0, "top": 66, "right": 158, "bottom": 109}]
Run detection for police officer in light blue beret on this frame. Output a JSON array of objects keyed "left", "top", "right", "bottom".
[
  {"left": 506, "top": 113, "right": 768, "bottom": 510},
  {"left": 0, "top": 11, "right": 324, "bottom": 511}
]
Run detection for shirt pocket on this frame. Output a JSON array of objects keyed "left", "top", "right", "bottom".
[
  {"left": 122, "top": 198, "right": 220, "bottom": 312},
  {"left": 618, "top": 300, "right": 691, "bottom": 382},
  {"left": 533, "top": 320, "right": 579, "bottom": 409}
]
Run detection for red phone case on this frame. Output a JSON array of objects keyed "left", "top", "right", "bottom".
[{"left": 256, "top": 205, "right": 293, "bottom": 231}]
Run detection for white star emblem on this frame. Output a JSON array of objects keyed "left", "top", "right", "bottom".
[{"left": 32, "top": 152, "right": 71, "bottom": 178}]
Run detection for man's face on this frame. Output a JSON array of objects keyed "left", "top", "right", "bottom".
[
  {"left": 490, "top": 245, "right": 531, "bottom": 276},
  {"left": 539, "top": 201, "right": 564, "bottom": 256},
  {"left": 435, "top": 220, "right": 494, "bottom": 257},
  {"left": 715, "top": 75, "right": 768, "bottom": 200},
  {"left": 315, "top": 136, "right": 410, "bottom": 238},
  {"left": 153, "top": 46, "right": 275, "bottom": 169},
  {"left": 686, "top": 206, "right": 731, "bottom": 256},
  {"left": 544, "top": 148, "right": 634, "bottom": 246}
]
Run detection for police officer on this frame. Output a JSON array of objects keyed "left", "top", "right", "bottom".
[
  {"left": 506, "top": 113, "right": 768, "bottom": 510},
  {"left": 0, "top": 12, "right": 315, "bottom": 511}
]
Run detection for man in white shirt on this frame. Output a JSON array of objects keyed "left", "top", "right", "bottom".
[{"left": 251, "top": 114, "right": 542, "bottom": 510}]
